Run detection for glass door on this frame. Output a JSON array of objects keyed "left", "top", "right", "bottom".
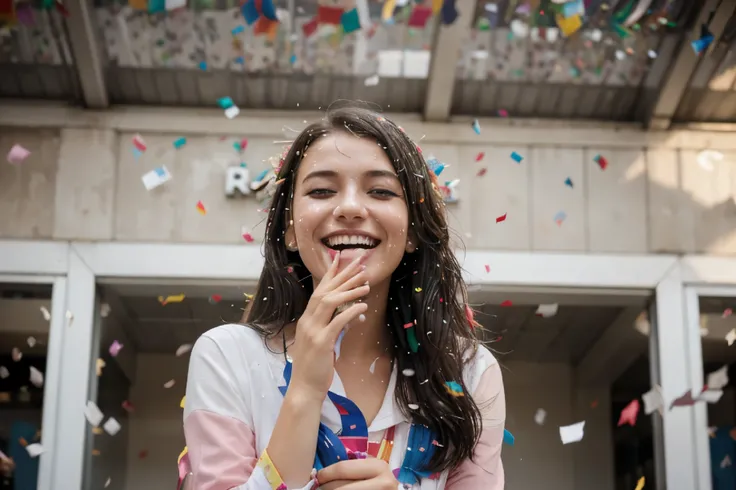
[{"left": 685, "top": 286, "right": 736, "bottom": 490}]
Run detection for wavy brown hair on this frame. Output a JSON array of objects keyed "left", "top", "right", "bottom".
[{"left": 244, "top": 104, "right": 483, "bottom": 473}]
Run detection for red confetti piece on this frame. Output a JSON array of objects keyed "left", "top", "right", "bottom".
[
  {"left": 594, "top": 154, "right": 608, "bottom": 170},
  {"left": 591, "top": 400, "right": 598, "bottom": 408},
  {"left": 465, "top": 304, "right": 475, "bottom": 328},
  {"left": 498, "top": 109, "right": 508, "bottom": 117},
  {"left": 500, "top": 300, "right": 513, "bottom": 307},
  {"left": 55, "top": 1, "right": 70, "bottom": 17},
  {"left": 477, "top": 168, "right": 487, "bottom": 177},
  {"left": 617, "top": 399, "right": 640, "bottom": 427},
  {"left": 403, "top": 322, "right": 414, "bottom": 329},
  {"left": 287, "top": 266, "right": 294, "bottom": 273},
  {"left": 138, "top": 450, "right": 148, "bottom": 459},
  {"left": 242, "top": 232, "right": 254, "bottom": 243},
  {"left": 475, "top": 152, "right": 485, "bottom": 162},
  {"left": 210, "top": 294, "right": 222, "bottom": 303},
  {"left": 724, "top": 308, "right": 733, "bottom": 318},
  {"left": 239, "top": 139, "right": 248, "bottom": 151},
  {"left": 484, "top": 264, "right": 490, "bottom": 273},
  {"left": 122, "top": 400, "right": 135, "bottom": 412},
  {"left": 196, "top": 201, "right": 206, "bottom": 215},
  {"left": 496, "top": 213, "right": 507, "bottom": 223}
]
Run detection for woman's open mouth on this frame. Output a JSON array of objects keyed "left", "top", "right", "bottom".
[{"left": 321, "top": 234, "right": 380, "bottom": 251}]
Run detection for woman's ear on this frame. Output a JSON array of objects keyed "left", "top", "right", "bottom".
[
  {"left": 405, "top": 230, "right": 418, "bottom": 253},
  {"left": 285, "top": 225, "right": 298, "bottom": 252}
]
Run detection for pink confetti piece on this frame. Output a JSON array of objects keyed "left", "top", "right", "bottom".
[
  {"left": 7, "top": 144, "right": 30, "bottom": 164},
  {"left": 723, "top": 308, "right": 733, "bottom": 319},
  {"left": 498, "top": 109, "right": 509, "bottom": 117},
  {"left": 122, "top": 400, "right": 135, "bottom": 413},
  {"left": 475, "top": 152, "right": 485, "bottom": 162},
  {"left": 477, "top": 168, "right": 487, "bottom": 177},
  {"left": 496, "top": 213, "right": 507, "bottom": 223},
  {"left": 617, "top": 399, "right": 640, "bottom": 426},
  {"left": 132, "top": 134, "right": 147, "bottom": 152},
  {"left": 109, "top": 340, "right": 123, "bottom": 357},
  {"left": 500, "top": 300, "right": 513, "bottom": 307},
  {"left": 484, "top": 264, "right": 490, "bottom": 273}
]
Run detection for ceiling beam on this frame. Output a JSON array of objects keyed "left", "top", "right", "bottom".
[
  {"left": 423, "top": 0, "right": 478, "bottom": 122},
  {"left": 575, "top": 307, "right": 647, "bottom": 387},
  {"left": 646, "top": 0, "right": 736, "bottom": 129},
  {"left": 64, "top": 0, "right": 109, "bottom": 108}
]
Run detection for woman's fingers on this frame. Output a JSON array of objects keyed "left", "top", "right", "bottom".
[
  {"left": 317, "top": 459, "right": 388, "bottom": 484},
  {"left": 324, "top": 253, "right": 366, "bottom": 291},
  {"left": 333, "top": 268, "right": 368, "bottom": 293},
  {"left": 313, "top": 285, "right": 370, "bottom": 322},
  {"left": 324, "top": 301, "right": 369, "bottom": 341}
]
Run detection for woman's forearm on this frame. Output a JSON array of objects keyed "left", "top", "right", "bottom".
[{"left": 266, "top": 386, "right": 324, "bottom": 488}]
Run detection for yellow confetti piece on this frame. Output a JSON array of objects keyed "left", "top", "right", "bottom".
[
  {"left": 634, "top": 477, "right": 645, "bottom": 490},
  {"left": 381, "top": 0, "right": 396, "bottom": 20},
  {"left": 244, "top": 293, "right": 254, "bottom": 302},
  {"left": 180, "top": 396, "right": 186, "bottom": 408},
  {"left": 556, "top": 14, "right": 582, "bottom": 37},
  {"left": 92, "top": 449, "right": 101, "bottom": 456},
  {"left": 96, "top": 358, "right": 106, "bottom": 377},
  {"left": 431, "top": 0, "right": 442, "bottom": 14},
  {"left": 178, "top": 446, "right": 188, "bottom": 464},
  {"left": 415, "top": 287, "right": 422, "bottom": 292},
  {"left": 159, "top": 294, "right": 185, "bottom": 305},
  {"left": 92, "top": 427, "right": 104, "bottom": 435},
  {"left": 274, "top": 178, "right": 286, "bottom": 186},
  {"left": 18, "top": 437, "right": 28, "bottom": 447}
]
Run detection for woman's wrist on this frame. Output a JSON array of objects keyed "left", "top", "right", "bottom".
[{"left": 285, "top": 382, "right": 327, "bottom": 407}]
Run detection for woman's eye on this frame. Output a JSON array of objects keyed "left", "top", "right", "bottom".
[
  {"left": 307, "top": 188, "right": 335, "bottom": 197},
  {"left": 370, "top": 189, "right": 399, "bottom": 198}
]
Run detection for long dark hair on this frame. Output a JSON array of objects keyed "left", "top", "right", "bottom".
[{"left": 245, "top": 104, "right": 483, "bottom": 473}]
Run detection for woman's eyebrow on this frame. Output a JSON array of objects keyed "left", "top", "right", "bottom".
[
  {"left": 302, "top": 169, "right": 399, "bottom": 183},
  {"left": 365, "top": 169, "right": 399, "bottom": 180}
]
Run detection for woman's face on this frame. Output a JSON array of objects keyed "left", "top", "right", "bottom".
[{"left": 290, "top": 131, "right": 411, "bottom": 286}]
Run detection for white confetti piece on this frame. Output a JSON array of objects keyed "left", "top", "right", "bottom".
[
  {"left": 697, "top": 150, "right": 723, "bottom": 172},
  {"left": 364, "top": 74, "right": 380, "bottom": 86},
  {"left": 40, "top": 306, "right": 51, "bottom": 321},
  {"left": 66, "top": 310, "right": 74, "bottom": 323},
  {"left": 402, "top": 369, "right": 415, "bottom": 377},
  {"left": 7, "top": 144, "right": 30, "bottom": 164},
  {"left": 707, "top": 365, "right": 729, "bottom": 390},
  {"left": 100, "top": 303, "right": 111, "bottom": 318},
  {"left": 369, "top": 357, "right": 379, "bottom": 374},
  {"left": 105, "top": 477, "right": 111, "bottom": 488},
  {"left": 0, "top": 366, "right": 8, "bottom": 379},
  {"left": 27, "top": 336, "right": 37, "bottom": 348},
  {"left": 727, "top": 329, "right": 736, "bottom": 346},
  {"left": 103, "top": 417, "right": 122, "bottom": 436},
  {"left": 142, "top": 166, "right": 172, "bottom": 191},
  {"left": 642, "top": 385, "right": 664, "bottom": 415},
  {"left": 164, "top": 379, "right": 176, "bottom": 389},
  {"left": 84, "top": 401, "right": 104, "bottom": 427},
  {"left": 408, "top": 403, "right": 419, "bottom": 410},
  {"left": 25, "top": 443, "right": 45, "bottom": 458},
  {"left": 534, "top": 408, "right": 546, "bottom": 425},
  {"left": 29, "top": 366, "right": 44, "bottom": 388},
  {"left": 225, "top": 106, "right": 240, "bottom": 119},
  {"left": 559, "top": 421, "right": 585, "bottom": 444},
  {"left": 176, "top": 344, "right": 192, "bottom": 357},
  {"left": 535, "top": 303, "right": 558, "bottom": 318},
  {"left": 699, "top": 389, "right": 724, "bottom": 404},
  {"left": 11, "top": 348, "right": 22, "bottom": 362}
]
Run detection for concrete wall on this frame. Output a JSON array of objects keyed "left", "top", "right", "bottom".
[{"left": 2, "top": 107, "right": 736, "bottom": 255}]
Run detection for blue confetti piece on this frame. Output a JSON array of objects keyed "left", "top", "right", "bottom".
[
  {"left": 691, "top": 34, "right": 714, "bottom": 55},
  {"left": 218, "top": 97, "right": 234, "bottom": 109},
  {"left": 440, "top": 0, "right": 458, "bottom": 25},
  {"left": 173, "top": 137, "right": 187, "bottom": 149},
  {"left": 198, "top": 61, "right": 207, "bottom": 71},
  {"left": 290, "top": 54, "right": 297, "bottom": 64},
  {"left": 554, "top": 211, "right": 567, "bottom": 225},
  {"left": 503, "top": 429, "right": 515, "bottom": 446},
  {"left": 434, "top": 164, "right": 445, "bottom": 177},
  {"left": 234, "top": 56, "right": 245, "bottom": 65},
  {"left": 231, "top": 25, "right": 245, "bottom": 36},
  {"left": 564, "top": 177, "right": 573, "bottom": 188},
  {"left": 254, "top": 169, "right": 270, "bottom": 182},
  {"left": 444, "top": 381, "right": 463, "bottom": 396},
  {"left": 154, "top": 167, "right": 168, "bottom": 178},
  {"left": 510, "top": 151, "right": 523, "bottom": 163},
  {"left": 239, "top": 162, "right": 247, "bottom": 168},
  {"left": 472, "top": 119, "right": 480, "bottom": 135},
  {"left": 241, "top": 0, "right": 259, "bottom": 25},
  {"left": 260, "top": 0, "right": 277, "bottom": 20},
  {"left": 341, "top": 8, "right": 361, "bottom": 33},
  {"left": 132, "top": 147, "right": 143, "bottom": 160},
  {"left": 147, "top": 0, "right": 164, "bottom": 13}
]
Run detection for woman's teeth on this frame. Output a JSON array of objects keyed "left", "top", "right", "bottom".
[{"left": 324, "top": 235, "right": 378, "bottom": 250}]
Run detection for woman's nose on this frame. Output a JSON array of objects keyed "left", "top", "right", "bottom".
[{"left": 334, "top": 190, "right": 367, "bottom": 220}]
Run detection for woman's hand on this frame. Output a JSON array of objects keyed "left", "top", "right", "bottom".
[
  {"left": 317, "top": 459, "right": 398, "bottom": 490},
  {"left": 289, "top": 251, "right": 370, "bottom": 400},
  {"left": 0, "top": 456, "right": 14, "bottom": 477}
]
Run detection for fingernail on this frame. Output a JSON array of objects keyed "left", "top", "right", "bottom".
[
  {"left": 328, "top": 249, "right": 338, "bottom": 261},
  {"left": 360, "top": 265, "right": 366, "bottom": 270}
]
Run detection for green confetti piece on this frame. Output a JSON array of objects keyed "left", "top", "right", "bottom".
[{"left": 407, "top": 327, "right": 419, "bottom": 353}]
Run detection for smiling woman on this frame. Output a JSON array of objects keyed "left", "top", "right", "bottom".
[{"left": 181, "top": 104, "right": 506, "bottom": 490}]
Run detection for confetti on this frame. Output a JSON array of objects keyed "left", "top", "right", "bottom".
[
  {"left": 196, "top": 201, "right": 206, "bottom": 215},
  {"left": 92, "top": 449, "right": 101, "bottom": 456},
  {"left": 564, "top": 177, "right": 573, "bottom": 188},
  {"left": 471, "top": 119, "right": 480, "bottom": 135},
  {"left": 335, "top": 329, "right": 346, "bottom": 360},
  {"left": 27, "top": 336, "right": 36, "bottom": 348},
  {"left": 198, "top": 62, "right": 207, "bottom": 71},
  {"left": 534, "top": 408, "right": 546, "bottom": 425},
  {"left": 475, "top": 152, "right": 485, "bottom": 162},
  {"left": 209, "top": 294, "right": 222, "bottom": 304},
  {"left": 496, "top": 213, "right": 507, "bottom": 223},
  {"left": 500, "top": 300, "right": 513, "bottom": 307},
  {"left": 132, "top": 134, "right": 146, "bottom": 152},
  {"left": 669, "top": 389, "right": 696, "bottom": 409},
  {"left": 617, "top": 399, "right": 639, "bottom": 427},
  {"left": 369, "top": 357, "right": 379, "bottom": 374},
  {"left": 100, "top": 303, "right": 111, "bottom": 317},
  {"left": 642, "top": 385, "right": 664, "bottom": 415},
  {"left": 231, "top": 25, "right": 245, "bottom": 35},
  {"left": 218, "top": 97, "right": 234, "bottom": 109},
  {"left": 699, "top": 389, "right": 723, "bottom": 404},
  {"left": 498, "top": 109, "right": 508, "bottom": 117},
  {"left": 340, "top": 7, "right": 361, "bottom": 33},
  {"left": 164, "top": 379, "right": 176, "bottom": 389},
  {"left": 180, "top": 396, "right": 186, "bottom": 408},
  {"left": 84, "top": 401, "right": 104, "bottom": 427},
  {"left": 634, "top": 476, "right": 645, "bottom": 490},
  {"left": 173, "top": 137, "right": 187, "bottom": 149},
  {"left": 139, "top": 450, "right": 148, "bottom": 459},
  {"left": 11, "top": 348, "right": 22, "bottom": 362},
  {"left": 722, "top": 455, "right": 732, "bottom": 469},
  {"left": 691, "top": 32, "right": 714, "bottom": 55},
  {"left": 242, "top": 227, "right": 255, "bottom": 243},
  {"left": 503, "top": 429, "right": 514, "bottom": 446},
  {"left": 225, "top": 106, "right": 240, "bottom": 119},
  {"left": 408, "top": 403, "right": 419, "bottom": 410},
  {"left": 536, "top": 303, "right": 558, "bottom": 318},
  {"left": 510, "top": 151, "right": 523, "bottom": 163},
  {"left": 40, "top": 306, "right": 51, "bottom": 321},
  {"left": 484, "top": 264, "right": 490, "bottom": 273},
  {"left": 96, "top": 358, "right": 106, "bottom": 377},
  {"left": 103, "top": 417, "right": 122, "bottom": 436},
  {"left": 141, "top": 166, "right": 172, "bottom": 191},
  {"left": 364, "top": 75, "right": 380, "bottom": 86},
  {"left": 159, "top": 294, "right": 185, "bottom": 305},
  {"left": 109, "top": 340, "right": 123, "bottom": 357},
  {"left": 559, "top": 421, "right": 585, "bottom": 444},
  {"left": 444, "top": 381, "right": 464, "bottom": 397},
  {"left": 239, "top": 139, "right": 248, "bottom": 151},
  {"left": 92, "top": 427, "right": 103, "bottom": 435},
  {"left": 7, "top": 144, "right": 30, "bottom": 164},
  {"left": 727, "top": 329, "right": 736, "bottom": 346},
  {"left": 402, "top": 369, "right": 416, "bottom": 377},
  {"left": 707, "top": 365, "right": 729, "bottom": 390},
  {"left": 29, "top": 366, "right": 44, "bottom": 388},
  {"left": 554, "top": 211, "right": 567, "bottom": 226},
  {"left": 723, "top": 308, "right": 733, "bottom": 318},
  {"left": 0, "top": 366, "right": 8, "bottom": 379},
  {"left": 176, "top": 344, "right": 192, "bottom": 357},
  {"left": 25, "top": 443, "right": 45, "bottom": 458},
  {"left": 593, "top": 154, "right": 608, "bottom": 170},
  {"left": 122, "top": 400, "right": 135, "bottom": 413},
  {"left": 414, "top": 287, "right": 422, "bottom": 293}
]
